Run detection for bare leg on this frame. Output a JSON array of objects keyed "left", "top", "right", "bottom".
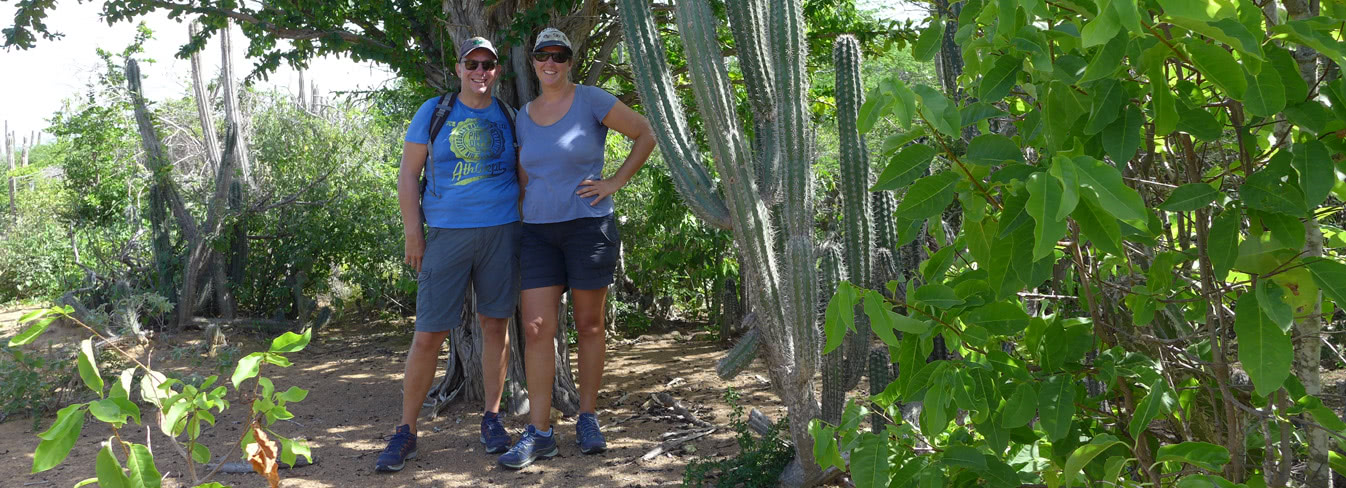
[
  {"left": 400, "top": 330, "right": 452, "bottom": 434},
  {"left": 521, "top": 285, "right": 564, "bottom": 431},
  {"left": 480, "top": 314, "right": 510, "bottom": 413},
  {"left": 572, "top": 287, "right": 609, "bottom": 414}
]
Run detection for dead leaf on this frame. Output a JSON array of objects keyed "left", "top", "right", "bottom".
[{"left": 246, "top": 424, "right": 281, "bottom": 488}]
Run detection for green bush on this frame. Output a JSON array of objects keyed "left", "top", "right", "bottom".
[{"left": 683, "top": 388, "right": 794, "bottom": 487}]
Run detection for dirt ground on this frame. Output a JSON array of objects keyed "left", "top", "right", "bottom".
[{"left": 0, "top": 307, "right": 788, "bottom": 488}]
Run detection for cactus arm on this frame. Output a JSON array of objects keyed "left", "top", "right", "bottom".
[
  {"left": 818, "top": 243, "right": 846, "bottom": 424},
  {"left": 868, "top": 346, "right": 893, "bottom": 433},
  {"left": 615, "top": 0, "right": 732, "bottom": 230},
  {"left": 834, "top": 35, "right": 874, "bottom": 390},
  {"left": 770, "top": 0, "right": 814, "bottom": 237},
  {"left": 725, "top": 0, "right": 779, "bottom": 202},
  {"left": 716, "top": 317, "right": 761, "bottom": 380}
]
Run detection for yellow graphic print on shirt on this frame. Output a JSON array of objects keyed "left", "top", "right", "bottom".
[{"left": 444, "top": 118, "right": 508, "bottom": 186}]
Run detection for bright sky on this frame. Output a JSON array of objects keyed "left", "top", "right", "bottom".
[{"left": 0, "top": 1, "right": 925, "bottom": 145}]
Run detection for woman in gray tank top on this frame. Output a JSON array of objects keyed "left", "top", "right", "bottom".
[{"left": 498, "top": 27, "right": 657, "bottom": 470}]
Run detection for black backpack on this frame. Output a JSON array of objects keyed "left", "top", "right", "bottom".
[{"left": 421, "top": 92, "right": 520, "bottom": 196}]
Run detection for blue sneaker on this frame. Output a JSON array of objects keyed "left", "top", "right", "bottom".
[
  {"left": 497, "top": 425, "right": 559, "bottom": 469},
  {"left": 374, "top": 424, "right": 418, "bottom": 472},
  {"left": 481, "top": 412, "right": 511, "bottom": 454},
  {"left": 576, "top": 412, "right": 607, "bottom": 454}
]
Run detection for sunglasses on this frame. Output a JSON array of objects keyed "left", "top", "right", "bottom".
[
  {"left": 462, "top": 59, "right": 496, "bottom": 71},
  {"left": 531, "top": 51, "right": 572, "bottom": 63}
]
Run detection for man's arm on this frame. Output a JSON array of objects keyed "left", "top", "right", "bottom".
[{"left": 398, "top": 141, "right": 429, "bottom": 272}]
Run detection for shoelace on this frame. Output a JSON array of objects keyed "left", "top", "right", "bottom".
[
  {"left": 507, "top": 431, "right": 537, "bottom": 455},
  {"left": 578, "top": 417, "right": 601, "bottom": 442},
  {"left": 386, "top": 431, "right": 414, "bottom": 455},
  {"left": 485, "top": 418, "right": 508, "bottom": 438}
]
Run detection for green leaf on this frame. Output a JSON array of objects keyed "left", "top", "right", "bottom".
[
  {"left": 864, "top": 291, "right": 901, "bottom": 347},
  {"left": 89, "top": 398, "right": 140, "bottom": 426},
  {"left": 1257, "top": 211, "right": 1305, "bottom": 254},
  {"left": 1208, "top": 208, "right": 1241, "bottom": 279},
  {"left": 1159, "top": 183, "right": 1220, "bottom": 212},
  {"left": 966, "top": 134, "right": 1024, "bottom": 166},
  {"left": 1243, "top": 66, "right": 1286, "bottom": 117},
  {"left": 277, "top": 386, "right": 309, "bottom": 403},
  {"left": 942, "top": 445, "right": 988, "bottom": 470},
  {"left": 1063, "top": 435, "right": 1126, "bottom": 488},
  {"left": 1072, "top": 192, "right": 1125, "bottom": 257},
  {"left": 895, "top": 171, "right": 960, "bottom": 221},
  {"left": 1292, "top": 140, "right": 1334, "bottom": 208},
  {"left": 913, "top": 85, "right": 961, "bottom": 138},
  {"left": 1111, "top": 0, "right": 1143, "bottom": 33},
  {"left": 191, "top": 443, "right": 211, "bottom": 464},
  {"left": 888, "top": 80, "right": 919, "bottom": 131},
  {"left": 1150, "top": 65, "right": 1179, "bottom": 136},
  {"left": 1177, "top": 102, "right": 1223, "bottom": 141},
  {"left": 1038, "top": 374, "right": 1076, "bottom": 441},
  {"left": 1155, "top": 441, "right": 1230, "bottom": 472},
  {"left": 1234, "top": 292, "right": 1293, "bottom": 396},
  {"left": 1185, "top": 39, "right": 1247, "bottom": 99},
  {"left": 269, "top": 329, "right": 311, "bottom": 353},
  {"left": 232, "top": 352, "right": 265, "bottom": 389},
  {"left": 1103, "top": 105, "right": 1144, "bottom": 164},
  {"left": 1081, "top": 9, "right": 1122, "bottom": 49},
  {"left": 851, "top": 433, "right": 891, "bottom": 488},
  {"left": 1129, "top": 379, "right": 1175, "bottom": 440},
  {"left": 1080, "top": 33, "right": 1127, "bottom": 83},
  {"left": 1001, "top": 383, "right": 1037, "bottom": 428},
  {"left": 1071, "top": 156, "right": 1148, "bottom": 221},
  {"left": 808, "top": 419, "right": 845, "bottom": 471},
  {"left": 1045, "top": 81, "right": 1085, "bottom": 149},
  {"left": 125, "top": 443, "right": 162, "bottom": 488},
  {"left": 1048, "top": 155, "right": 1080, "bottom": 221},
  {"left": 1085, "top": 79, "right": 1127, "bottom": 135},
  {"left": 1026, "top": 173, "right": 1067, "bottom": 260},
  {"left": 1306, "top": 259, "right": 1346, "bottom": 308},
  {"left": 857, "top": 93, "right": 892, "bottom": 135},
  {"left": 912, "top": 284, "right": 964, "bottom": 309},
  {"left": 980, "top": 55, "right": 1022, "bottom": 102},
  {"left": 1241, "top": 168, "right": 1307, "bottom": 216},
  {"left": 77, "top": 338, "right": 104, "bottom": 397},
  {"left": 824, "top": 284, "right": 858, "bottom": 354},
  {"left": 912, "top": 20, "right": 945, "bottom": 62},
  {"left": 966, "top": 301, "right": 1031, "bottom": 336},
  {"left": 33, "top": 403, "right": 86, "bottom": 473},
  {"left": 873, "top": 144, "right": 936, "bottom": 191},
  {"left": 9, "top": 311, "right": 56, "bottom": 346},
  {"left": 95, "top": 443, "right": 130, "bottom": 488},
  {"left": 1268, "top": 46, "right": 1309, "bottom": 102}
]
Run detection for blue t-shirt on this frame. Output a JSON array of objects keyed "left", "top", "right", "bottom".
[
  {"left": 405, "top": 96, "right": 519, "bottom": 229},
  {"left": 517, "top": 84, "right": 619, "bottom": 224}
]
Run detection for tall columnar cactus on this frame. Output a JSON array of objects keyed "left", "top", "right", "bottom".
[
  {"left": 868, "top": 346, "right": 892, "bottom": 433},
  {"left": 872, "top": 184, "right": 898, "bottom": 253},
  {"left": 618, "top": 0, "right": 826, "bottom": 482},
  {"left": 818, "top": 242, "right": 847, "bottom": 424},
  {"left": 834, "top": 35, "right": 874, "bottom": 392}
]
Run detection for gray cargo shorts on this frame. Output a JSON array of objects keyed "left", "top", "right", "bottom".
[{"left": 415, "top": 222, "right": 522, "bottom": 332}]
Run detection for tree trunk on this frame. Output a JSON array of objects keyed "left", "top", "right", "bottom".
[
  {"left": 219, "top": 22, "right": 253, "bottom": 188},
  {"left": 6, "top": 125, "right": 14, "bottom": 227},
  {"left": 189, "top": 22, "right": 222, "bottom": 175}
]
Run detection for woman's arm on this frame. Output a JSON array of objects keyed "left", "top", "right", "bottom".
[
  {"left": 398, "top": 141, "right": 428, "bottom": 271},
  {"left": 577, "top": 99, "right": 656, "bottom": 205}
]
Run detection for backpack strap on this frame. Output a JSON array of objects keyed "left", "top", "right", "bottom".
[
  {"left": 421, "top": 92, "right": 458, "bottom": 197},
  {"left": 494, "top": 96, "right": 519, "bottom": 153}
]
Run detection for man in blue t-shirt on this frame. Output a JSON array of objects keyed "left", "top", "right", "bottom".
[{"left": 376, "top": 36, "right": 521, "bottom": 473}]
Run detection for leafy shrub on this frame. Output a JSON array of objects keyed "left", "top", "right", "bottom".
[{"left": 683, "top": 388, "right": 793, "bottom": 487}]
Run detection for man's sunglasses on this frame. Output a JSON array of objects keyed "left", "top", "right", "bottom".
[
  {"left": 531, "top": 51, "right": 572, "bottom": 63},
  {"left": 462, "top": 60, "right": 496, "bottom": 71}
]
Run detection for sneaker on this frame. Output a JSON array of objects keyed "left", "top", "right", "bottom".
[
  {"left": 480, "top": 412, "right": 512, "bottom": 454},
  {"left": 374, "top": 424, "right": 418, "bottom": 472},
  {"left": 576, "top": 412, "right": 607, "bottom": 454},
  {"left": 497, "top": 425, "right": 559, "bottom": 469}
]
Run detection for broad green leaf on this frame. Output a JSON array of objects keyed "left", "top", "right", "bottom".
[
  {"left": 277, "top": 386, "right": 309, "bottom": 403},
  {"left": 913, "top": 85, "right": 961, "bottom": 137},
  {"left": 1159, "top": 183, "right": 1220, "bottom": 212},
  {"left": 1080, "top": 33, "right": 1127, "bottom": 83},
  {"left": 1049, "top": 155, "right": 1080, "bottom": 221},
  {"left": 1241, "top": 168, "right": 1307, "bottom": 216},
  {"left": 1026, "top": 173, "right": 1067, "bottom": 260},
  {"left": 1081, "top": 12, "right": 1121, "bottom": 49},
  {"left": 1072, "top": 192, "right": 1125, "bottom": 257},
  {"left": 1063, "top": 435, "right": 1125, "bottom": 488},
  {"left": 33, "top": 403, "right": 86, "bottom": 473},
  {"left": 232, "top": 352, "right": 265, "bottom": 389},
  {"left": 1150, "top": 65, "right": 1179, "bottom": 135},
  {"left": 1177, "top": 102, "right": 1223, "bottom": 141},
  {"left": 1235, "top": 233, "right": 1298, "bottom": 274},
  {"left": 9, "top": 310, "right": 56, "bottom": 347},
  {"left": 824, "top": 284, "right": 858, "bottom": 354},
  {"left": 1306, "top": 259, "right": 1346, "bottom": 308},
  {"left": 966, "top": 134, "right": 1023, "bottom": 166},
  {"left": 191, "top": 443, "right": 211, "bottom": 464},
  {"left": 110, "top": 368, "right": 134, "bottom": 400},
  {"left": 1129, "top": 379, "right": 1175, "bottom": 439},
  {"left": 1155, "top": 441, "right": 1230, "bottom": 472},
  {"left": 1071, "top": 156, "right": 1148, "bottom": 221},
  {"left": 808, "top": 419, "right": 845, "bottom": 471},
  {"left": 1002, "top": 383, "right": 1037, "bottom": 428},
  {"left": 989, "top": 223, "right": 1034, "bottom": 300},
  {"left": 1085, "top": 79, "right": 1127, "bottom": 135},
  {"left": 984, "top": 455, "right": 1021, "bottom": 488},
  {"left": 1292, "top": 140, "right": 1334, "bottom": 208},
  {"left": 864, "top": 291, "right": 901, "bottom": 347},
  {"left": 980, "top": 55, "right": 1022, "bottom": 102},
  {"left": 139, "top": 370, "right": 170, "bottom": 408},
  {"left": 895, "top": 171, "right": 960, "bottom": 221},
  {"left": 1207, "top": 17, "right": 1265, "bottom": 59},
  {"left": 912, "top": 20, "right": 945, "bottom": 62},
  {"left": 966, "top": 301, "right": 1031, "bottom": 336},
  {"left": 1038, "top": 374, "right": 1076, "bottom": 441},
  {"left": 912, "top": 284, "right": 963, "bottom": 309},
  {"left": 1272, "top": 20, "right": 1346, "bottom": 69},
  {"left": 78, "top": 338, "right": 104, "bottom": 397},
  {"left": 1103, "top": 105, "right": 1144, "bottom": 164},
  {"left": 1184, "top": 39, "right": 1246, "bottom": 99},
  {"left": 1268, "top": 46, "right": 1309, "bottom": 102},
  {"left": 942, "top": 445, "right": 987, "bottom": 470},
  {"left": 125, "top": 443, "right": 162, "bottom": 488},
  {"left": 1104, "top": 457, "right": 1131, "bottom": 488},
  {"left": 1234, "top": 292, "right": 1293, "bottom": 396},
  {"left": 270, "top": 329, "right": 312, "bottom": 353},
  {"left": 857, "top": 94, "right": 892, "bottom": 135},
  {"left": 89, "top": 398, "right": 140, "bottom": 426},
  {"left": 851, "top": 433, "right": 891, "bottom": 488},
  {"left": 1208, "top": 208, "right": 1241, "bottom": 279},
  {"left": 873, "top": 144, "right": 935, "bottom": 191},
  {"left": 1045, "top": 81, "right": 1084, "bottom": 149},
  {"left": 1111, "top": 0, "right": 1142, "bottom": 33},
  {"left": 1301, "top": 395, "right": 1346, "bottom": 431},
  {"left": 1243, "top": 67, "right": 1286, "bottom": 117},
  {"left": 1257, "top": 211, "right": 1305, "bottom": 251},
  {"left": 95, "top": 443, "right": 130, "bottom": 488},
  {"left": 889, "top": 79, "right": 919, "bottom": 131},
  {"left": 996, "top": 0, "right": 1019, "bottom": 39}
]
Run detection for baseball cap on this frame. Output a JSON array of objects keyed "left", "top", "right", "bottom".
[
  {"left": 459, "top": 37, "right": 499, "bottom": 59},
  {"left": 533, "top": 28, "right": 573, "bottom": 53}
]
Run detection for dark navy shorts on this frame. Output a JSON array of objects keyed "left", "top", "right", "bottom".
[
  {"left": 415, "top": 222, "right": 521, "bottom": 333},
  {"left": 521, "top": 214, "right": 621, "bottom": 290}
]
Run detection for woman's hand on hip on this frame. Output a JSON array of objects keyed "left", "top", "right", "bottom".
[{"left": 577, "top": 178, "right": 623, "bottom": 206}]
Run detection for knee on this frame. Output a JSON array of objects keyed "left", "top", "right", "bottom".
[
  {"left": 410, "top": 332, "right": 446, "bottom": 355},
  {"left": 480, "top": 317, "right": 508, "bottom": 337},
  {"left": 574, "top": 313, "right": 605, "bottom": 339},
  {"left": 521, "top": 316, "right": 551, "bottom": 342}
]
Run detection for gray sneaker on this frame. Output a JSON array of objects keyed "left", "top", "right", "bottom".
[
  {"left": 498, "top": 425, "right": 559, "bottom": 469},
  {"left": 576, "top": 412, "right": 607, "bottom": 454}
]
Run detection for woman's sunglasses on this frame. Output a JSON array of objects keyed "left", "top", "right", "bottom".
[
  {"left": 531, "top": 51, "right": 572, "bottom": 63},
  {"left": 463, "top": 60, "right": 496, "bottom": 71}
]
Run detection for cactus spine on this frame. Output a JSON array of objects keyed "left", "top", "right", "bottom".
[
  {"left": 868, "top": 346, "right": 892, "bottom": 433},
  {"left": 834, "top": 35, "right": 874, "bottom": 393},
  {"left": 819, "top": 242, "right": 846, "bottom": 424}
]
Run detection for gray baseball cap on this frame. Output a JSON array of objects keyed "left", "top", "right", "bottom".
[
  {"left": 533, "top": 27, "right": 572, "bottom": 53},
  {"left": 459, "top": 37, "right": 499, "bottom": 59}
]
